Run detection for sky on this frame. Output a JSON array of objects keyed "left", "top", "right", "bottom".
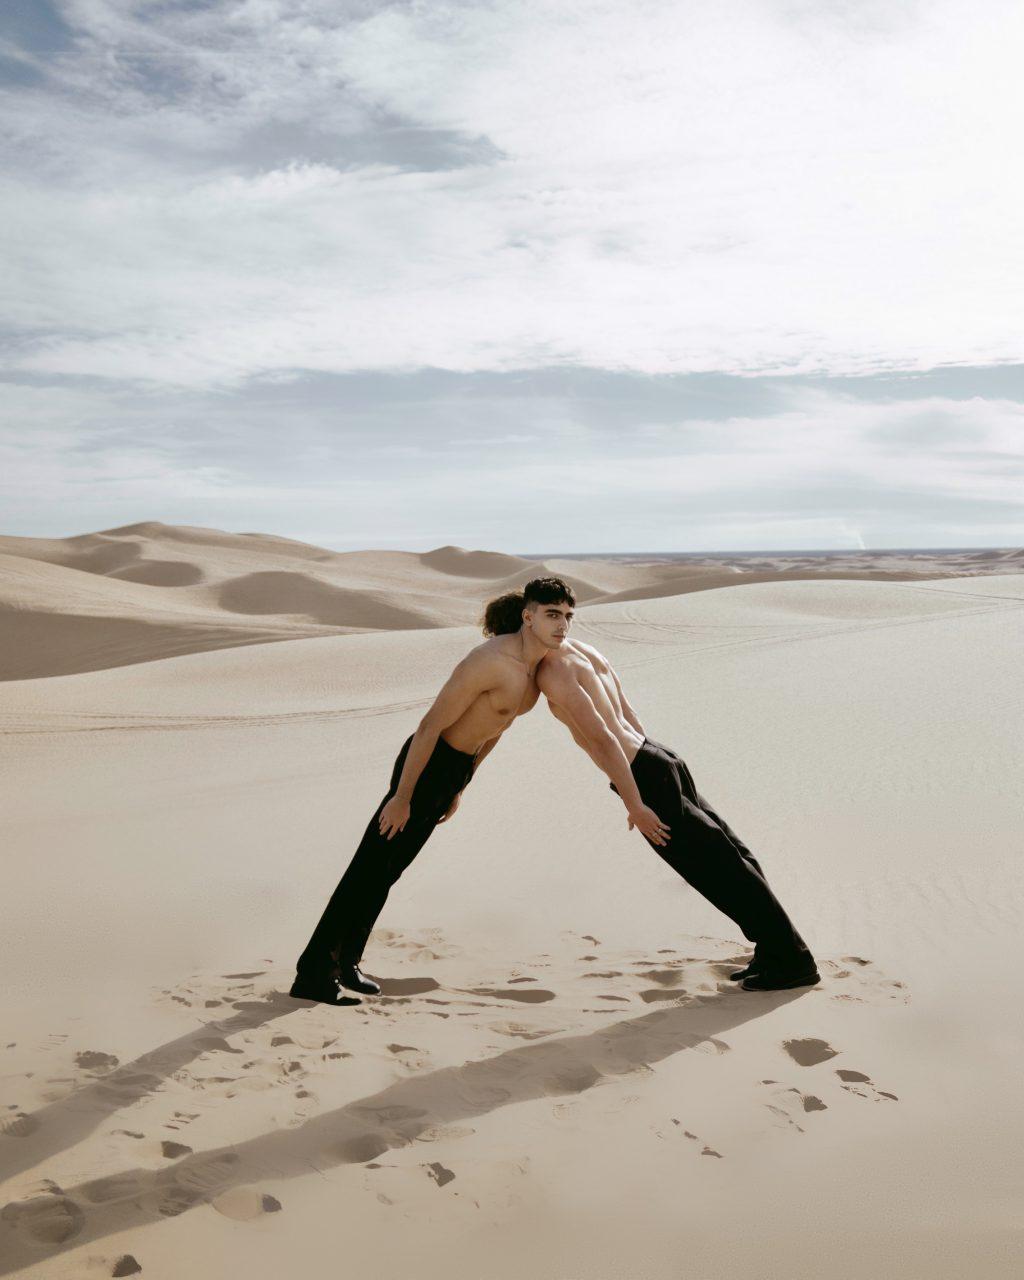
[{"left": 1, "top": 0, "right": 1022, "bottom": 552}]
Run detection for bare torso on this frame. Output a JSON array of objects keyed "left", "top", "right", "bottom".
[
  {"left": 541, "top": 639, "right": 644, "bottom": 763},
  {"left": 441, "top": 635, "right": 542, "bottom": 754}
]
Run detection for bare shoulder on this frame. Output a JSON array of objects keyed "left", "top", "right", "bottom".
[
  {"left": 536, "top": 644, "right": 586, "bottom": 690},
  {"left": 567, "top": 638, "right": 611, "bottom": 671},
  {"left": 452, "top": 638, "right": 510, "bottom": 681}
]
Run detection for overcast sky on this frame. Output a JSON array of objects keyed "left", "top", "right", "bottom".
[{"left": 2, "top": 0, "right": 1022, "bottom": 551}]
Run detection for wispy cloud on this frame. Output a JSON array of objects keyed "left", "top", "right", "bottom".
[
  {"left": 3, "top": 0, "right": 1024, "bottom": 385},
  {"left": 2, "top": 370, "right": 1021, "bottom": 548}
]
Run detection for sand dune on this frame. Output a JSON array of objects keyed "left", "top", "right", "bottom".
[
  {"left": 3, "top": 523, "right": 1018, "bottom": 682},
  {"left": 418, "top": 545, "right": 534, "bottom": 578},
  {"left": 0, "top": 566, "right": 1021, "bottom": 1278}
]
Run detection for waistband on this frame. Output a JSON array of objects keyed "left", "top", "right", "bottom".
[
  {"left": 436, "top": 733, "right": 478, "bottom": 763},
  {"left": 631, "top": 736, "right": 652, "bottom": 764},
  {"left": 401, "top": 733, "right": 477, "bottom": 765}
]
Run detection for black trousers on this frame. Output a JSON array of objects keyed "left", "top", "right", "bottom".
[
  {"left": 296, "top": 733, "right": 477, "bottom": 977},
  {"left": 612, "top": 737, "right": 812, "bottom": 966}
]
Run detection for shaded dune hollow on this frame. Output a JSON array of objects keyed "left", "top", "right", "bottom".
[
  {"left": 217, "top": 572, "right": 440, "bottom": 630},
  {"left": 0, "top": 522, "right": 1019, "bottom": 680},
  {"left": 0, "top": 612, "right": 318, "bottom": 681}
]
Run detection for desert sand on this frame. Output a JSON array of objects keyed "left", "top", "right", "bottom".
[{"left": 1, "top": 524, "right": 1022, "bottom": 1279}]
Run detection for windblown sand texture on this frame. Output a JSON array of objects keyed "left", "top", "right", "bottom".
[{"left": 1, "top": 524, "right": 1022, "bottom": 1279}]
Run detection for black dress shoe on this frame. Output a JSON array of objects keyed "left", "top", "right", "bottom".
[
  {"left": 288, "top": 974, "right": 341, "bottom": 1004},
  {"left": 728, "top": 945, "right": 769, "bottom": 981},
  {"left": 740, "top": 964, "right": 820, "bottom": 992},
  {"left": 336, "top": 963, "right": 381, "bottom": 996}
]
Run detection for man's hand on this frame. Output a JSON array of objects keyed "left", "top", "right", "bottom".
[
  {"left": 437, "top": 792, "right": 461, "bottom": 824},
  {"left": 627, "top": 804, "right": 671, "bottom": 846},
  {"left": 378, "top": 795, "right": 411, "bottom": 840}
]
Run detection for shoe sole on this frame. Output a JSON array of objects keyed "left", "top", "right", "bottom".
[
  {"left": 288, "top": 982, "right": 341, "bottom": 1004},
  {"left": 740, "top": 971, "right": 820, "bottom": 992}
]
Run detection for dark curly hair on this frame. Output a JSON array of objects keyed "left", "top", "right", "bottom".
[{"left": 481, "top": 577, "right": 576, "bottom": 636}]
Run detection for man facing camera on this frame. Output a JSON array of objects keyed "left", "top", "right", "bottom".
[{"left": 289, "top": 577, "right": 578, "bottom": 1003}]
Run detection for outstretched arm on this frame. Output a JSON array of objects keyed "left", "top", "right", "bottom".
[
  {"left": 538, "top": 665, "right": 669, "bottom": 845},
  {"left": 379, "top": 655, "right": 495, "bottom": 839}
]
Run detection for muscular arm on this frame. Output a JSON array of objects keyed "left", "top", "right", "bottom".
[
  {"left": 394, "top": 654, "right": 497, "bottom": 802},
  {"left": 537, "top": 664, "right": 646, "bottom": 812}
]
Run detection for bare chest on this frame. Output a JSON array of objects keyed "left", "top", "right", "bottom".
[{"left": 486, "top": 669, "right": 540, "bottom": 720}]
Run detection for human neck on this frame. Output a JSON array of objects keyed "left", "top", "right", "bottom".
[{"left": 515, "top": 626, "right": 549, "bottom": 673}]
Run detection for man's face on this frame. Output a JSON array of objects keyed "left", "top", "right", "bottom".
[{"left": 526, "top": 600, "right": 574, "bottom": 648}]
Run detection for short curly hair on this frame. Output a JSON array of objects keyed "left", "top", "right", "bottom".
[{"left": 480, "top": 577, "right": 576, "bottom": 636}]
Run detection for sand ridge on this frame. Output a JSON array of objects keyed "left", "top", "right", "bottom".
[{"left": 1, "top": 522, "right": 1020, "bottom": 680}]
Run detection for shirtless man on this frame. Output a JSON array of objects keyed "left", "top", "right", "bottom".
[
  {"left": 289, "top": 577, "right": 573, "bottom": 1003},
  {"left": 536, "top": 614, "right": 820, "bottom": 992}
]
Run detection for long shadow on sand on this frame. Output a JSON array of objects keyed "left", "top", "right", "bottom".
[
  {"left": 0, "top": 983, "right": 806, "bottom": 1271},
  {"left": 0, "top": 992, "right": 360, "bottom": 1187}
]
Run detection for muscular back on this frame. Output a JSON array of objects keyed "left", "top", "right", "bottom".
[{"left": 537, "top": 639, "right": 644, "bottom": 765}]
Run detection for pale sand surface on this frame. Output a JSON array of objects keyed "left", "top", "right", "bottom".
[{"left": 1, "top": 528, "right": 1022, "bottom": 1278}]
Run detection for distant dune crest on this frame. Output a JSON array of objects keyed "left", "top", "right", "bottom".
[{"left": 0, "top": 522, "right": 1018, "bottom": 681}]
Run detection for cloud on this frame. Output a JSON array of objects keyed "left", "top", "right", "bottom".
[
  {"left": 2, "top": 0, "right": 1024, "bottom": 386},
  {"left": 2, "top": 370, "right": 1021, "bottom": 549}
]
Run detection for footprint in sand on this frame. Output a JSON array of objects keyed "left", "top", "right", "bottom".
[
  {"left": 81, "top": 1172, "right": 141, "bottom": 1203},
  {"left": 761, "top": 1082, "right": 828, "bottom": 1122},
  {"left": 353, "top": 1104, "right": 429, "bottom": 1126},
  {"left": 334, "top": 1132, "right": 396, "bottom": 1164},
  {"left": 782, "top": 1038, "right": 839, "bottom": 1067},
  {"left": 655, "top": 1120, "right": 722, "bottom": 1157},
  {"left": 693, "top": 1037, "right": 731, "bottom": 1056},
  {"left": 74, "top": 1049, "right": 120, "bottom": 1071},
  {"left": 165, "top": 1109, "right": 200, "bottom": 1132},
  {"left": 377, "top": 977, "right": 442, "bottom": 996},
  {"left": 170, "top": 1151, "right": 243, "bottom": 1199},
  {"left": 425, "top": 1162, "right": 456, "bottom": 1187},
  {"left": 541, "top": 1064, "right": 605, "bottom": 1096},
  {"left": 836, "top": 1068, "right": 899, "bottom": 1102},
  {"left": 415, "top": 1123, "right": 475, "bottom": 1143},
  {"left": 465, "top": 987, "right": 556, "bottom": 1004},
  {"left": 0, "top": 1111, "right": 40, "bottom": 1138},
  {"left": 211, "top": 1188, "right": 282, "bottom": 1220},
  {"left": 489, "top": 1021, "right": 562, "bottom": 1040},
  {"left": 1, "top": 1186, "right": 84, "bottom": 1245},
  {"left": 637, "top": 968, "right": 685, "bottom": 986}
]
